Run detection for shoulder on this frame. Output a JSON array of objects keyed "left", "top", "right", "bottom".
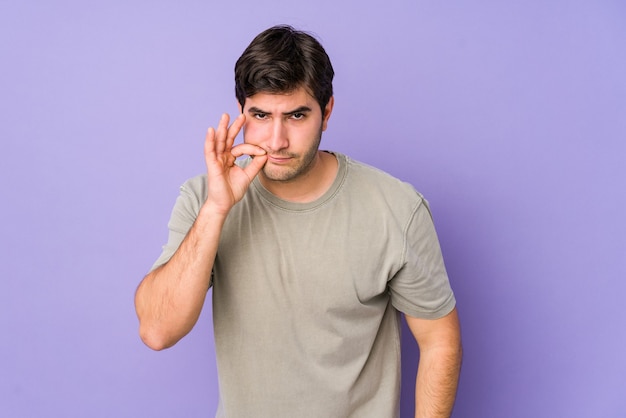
[
  {"left": 180, "top": 173, "right": 207, "bottom": 195},
  {"left": 175, "top": 174, "right": 208, "bottom": 212},
  {"left": 340, "top": 154, "right": 425, "bottom": 206}
]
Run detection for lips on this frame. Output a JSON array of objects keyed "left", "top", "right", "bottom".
[{"left": 267, "top": 155, "right": 292, "bottom": 164}]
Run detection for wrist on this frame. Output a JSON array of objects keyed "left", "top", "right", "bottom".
[{"left": 198, "top": 200, "right": 231, "bottom": 222}]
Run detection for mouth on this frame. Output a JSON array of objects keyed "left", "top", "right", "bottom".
[{"left": 267, "top": 155, "right": 293, "bottom": 164}]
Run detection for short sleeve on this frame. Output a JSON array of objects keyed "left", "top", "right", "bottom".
[
  {"left": 150, "top": 175, "right": 207, "bottom": 271},
  {"left": 388, "top": 199, "right": 456, "bottom": 319}
]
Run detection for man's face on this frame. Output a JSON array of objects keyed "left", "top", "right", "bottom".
[{"left": 240, "top": 86, "right": 333, "bottom": 183}]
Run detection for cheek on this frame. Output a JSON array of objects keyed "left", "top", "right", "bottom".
[
  {"left": 242, "top": 122, "right": 265, "bottom": 145},
  {"left": 242, "top": 122, "right": 257, "bottom": 144}
]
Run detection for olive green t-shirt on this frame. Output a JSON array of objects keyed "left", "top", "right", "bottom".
[{"left": 152, "top": 152, "right": 455, "bottom": 417}]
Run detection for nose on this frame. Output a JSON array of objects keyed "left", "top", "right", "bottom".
[{"left": 267, "top": 119, "right": 288, "bottom": 152}]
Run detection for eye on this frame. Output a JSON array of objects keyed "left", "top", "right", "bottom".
[
  {"left": 290, "top": 112, "right": 305, "bottom": 120},
  {"left": 254, "top": 112, "right": 268, "bottom": 120}
]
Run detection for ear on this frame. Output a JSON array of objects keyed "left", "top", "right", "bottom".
[{"left": 321, "top": 96, "right": 334, "bottom": 131}]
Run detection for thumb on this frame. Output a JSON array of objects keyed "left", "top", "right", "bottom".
[{"left": 242, "top": 154, "right": 268, "bottom": 180}]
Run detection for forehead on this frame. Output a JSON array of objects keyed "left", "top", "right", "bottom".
[{"left": 244, "top": 86, "right": 318, "bottom": 111}]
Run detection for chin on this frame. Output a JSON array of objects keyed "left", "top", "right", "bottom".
[{"left": 262, "top": 165, "right": 300, "bottom": 182}]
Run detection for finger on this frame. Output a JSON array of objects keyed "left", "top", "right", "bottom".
[
  {"left": 226, "top": 113, "right": 245, "bottom": 149},
  {"left": 215, "top": 113, "right": 230, "bottom": 154},
  {"left": 226, "top": 153, "right": 236, "bottom": 167},
  {"left": 242, "top": 154, "right": 268, "bottom": 179},
  {"left": 230, "top": 143, "right": 267, "bottom": 159},
  {"left": 204, "top": 127, "right": 216, "bottom": 162}
]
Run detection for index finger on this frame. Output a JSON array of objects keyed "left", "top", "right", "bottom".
[
  {"left": 226, "top": 113, "right": 246, "bottom": 149},
  {"left": 230, "top": 143, "right": 267, "bottom": 159}
]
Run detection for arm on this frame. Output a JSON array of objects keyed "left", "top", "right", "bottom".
[
  {"left": 405, "top": 308, "right": 462, "bottom": 418},
  {"left": 134, "top": 113, "right": 267, "bottom": 351}
]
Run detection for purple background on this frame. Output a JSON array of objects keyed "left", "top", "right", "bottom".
[{"left": 2, "top": 1, "right": 625, "bottom": 417}]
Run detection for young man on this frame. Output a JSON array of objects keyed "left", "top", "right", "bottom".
[{"left": 135, "top": 25, "right": 462, "bottom": 418}]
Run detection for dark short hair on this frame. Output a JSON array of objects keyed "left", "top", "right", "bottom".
[{"left": 235, "top": 25, "right": 334, "bottom": 115}]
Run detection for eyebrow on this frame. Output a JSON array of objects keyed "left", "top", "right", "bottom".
[{"left": 247, "top": 106, "right": 313, "bottom": 116}]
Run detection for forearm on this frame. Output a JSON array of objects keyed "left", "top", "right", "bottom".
[
  {"left": 135, "top": 204, "right": 227, "bottom": 350},
  {"left": 414, "top": 342, "right": 462, "bottom": 418}
]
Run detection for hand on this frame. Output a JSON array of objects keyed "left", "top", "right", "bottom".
[{"left": 203, "top": 113, "right": 268, "bottom": 215}]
